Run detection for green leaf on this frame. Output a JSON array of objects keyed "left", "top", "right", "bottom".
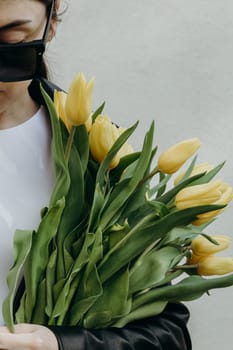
[
  {"left": 15, "top": 292, "right": 26, "bottom": 324},
  {"left": 112, "top": 300, "right": 168, "bottom": 327},
  {"left": 73, "top": 124, "right": 90, "bottom": 173},
  {"left": 157, "top": 226, "right": 201, "bottom": 249},
  {"left": 2, "top": 229, "right": 34, "bottom": 331},
  {"left": 132, "top": 273, "right": 233, "bottom": 309},
  {"left": 55, "top": 144, "right": 85, "bottom": 281},
  {"left": 98, "top": 204, "right": 224, "bottom": 283},
  {"left": 158, "top": 162, "right": 225, "bottom": 205},
  {"left": 96, "top": 121, "right": 139, "bottom": 187},
  {"left": 157, "top": 173, "right": 205, "bottom": 204},
  {"left": 99, "top": 122, "right": 155, "bottom": 230},
  {"left": 87, "top": 184, "right": 106, "bottom": 232},
  {"left": 173, "top": 156, "right": 198, "bottom": 185},
  {"left": 40, "top": 85, "right": 70, "bottom": 206},
  {"left": 83, "top": 267, "right": 131, "bottom": 328},
  {"left": 129, "top": 246, "right": 181, "bottom": 294},
  {"left": 152, "top": 173, "right": 171, "bottom": 198},
  {"left": 109, "top": 152, "right": 140, "bottom": 186},
  {"left": 24, "top": 198, "right": 65, "bottom": 322},
  {"left": 32, "top": 279, "right": 47, "bottom": 324},
  {"left": 68, "top": 227, "right": 103, "bottom": 325},
  {"left": 50, "top": 233, "right": 95, "bottom": 321},
  {"left": 68, "top": 266, "right": 102, "bottom": 326},
  {"left": 92, "top": 102, "right": 105, "bottom": 123},
  {"left": 189, "top": 162, "right": 225, "bottom": 186}
]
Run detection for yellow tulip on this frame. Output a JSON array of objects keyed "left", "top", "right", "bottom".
[
  {"left": 54, "top": 90, "right": 72, "bottom": 132},
  {"left": 192, "top": 182, "right": 233, "bottom": 225},
  {"left": 65, "top": 73, "right": 95, "bottom": 126},
  {"left": 174, "top": 162, "right": 213, "bottom": 186},
  {"left": 197, "top": 256, "right": 233, "bottom": 276},
  {"left": 175, "top": 180, "right": 224, "bottom": 210},
  {"left": 85, "top": 114, "right": 93, "bottom": 132},
  {"left": 89, "top": 115, "right": 133, "bottom": 169},
  {"left": 191, "top": 235, "right": 231, "bottom": 256},
  {"left": 187, "top": 253, "right": 201, "bottom": 265},
  {"left": 157, "top": 138, "right": 201, "bottom": 174}
]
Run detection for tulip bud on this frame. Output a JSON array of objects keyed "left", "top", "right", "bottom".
[
  {"left": 174, "top": 162, "right": 213, "bottom": 186},
  {"left": 193, "top": 182, "right": 233, "bottom": 225},
  {"left": 157, "top": 138, "right": 201, "bottom": 174},
  {"left": 197, "top": 256, "right": 233, "bottom": 276},
  {"left": 89, "top": 115, "right": 133, "bottom": 169},
  {"left": 175, "top": 180, "right": 223, "bottom": 210},
  {"left": 54, "top": 90, "right": 72, "bottom": 132},
  {"left": 65, "top": 73, "right": 95, "bottom": 126},
  {"left": 191, "top": 235, "right": 231, "bottom": 256}
]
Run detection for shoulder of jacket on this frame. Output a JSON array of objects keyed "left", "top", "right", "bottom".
[{"left": 28, "top": 77, "right": 65, "bottom": 106}]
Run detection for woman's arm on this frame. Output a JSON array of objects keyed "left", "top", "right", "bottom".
[
  {"left": 0, "top": 303, "right": 191, "bottom": 350},
  {"left": 49, "top": 303, "right": 192, "bottom": 350}
]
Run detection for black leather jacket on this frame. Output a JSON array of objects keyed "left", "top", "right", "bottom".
[{"left": 25, "top": 78, "right": 192, "bottom": 350}]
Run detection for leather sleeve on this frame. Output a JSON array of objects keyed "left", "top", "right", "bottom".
[{"left": 49, "top": 303, "right": 192, "bottom": 350}]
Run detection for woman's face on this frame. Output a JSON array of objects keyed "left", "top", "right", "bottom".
[
  {"left": 0, "top": 0, "right": 47, "bottom": 44},
  {"left": 0, "top": 0, "right": 57, "bottom": 125}
]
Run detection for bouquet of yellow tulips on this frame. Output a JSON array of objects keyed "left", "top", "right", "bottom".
[{"left": 3, "top": 73, "right": 233, "bottom": 331}]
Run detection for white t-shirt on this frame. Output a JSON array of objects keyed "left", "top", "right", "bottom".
[{"left": 0, "top": 106, "right": 55, "bottom": 325}]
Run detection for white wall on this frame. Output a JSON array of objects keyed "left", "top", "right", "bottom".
[{"left": 48, "top": 1, "right": 233, "bottom": 349}]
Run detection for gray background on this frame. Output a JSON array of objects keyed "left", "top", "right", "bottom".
[{"left": 48, "top": 1, "right": 233, "bottom": 349}]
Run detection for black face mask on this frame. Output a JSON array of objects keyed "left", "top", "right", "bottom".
[{"left": 0, "top": 0, "right": 54, "bottom": 82}]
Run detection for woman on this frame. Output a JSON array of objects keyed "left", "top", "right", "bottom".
[{"left": 0, "top": 0, "right": 192, "bottom": 349}]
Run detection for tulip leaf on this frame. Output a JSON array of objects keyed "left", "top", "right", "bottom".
[
  {"left": 189, "top": 162, "right": 225, "bottom": 186},
  {"left": 68, "top": 265, "right": 102, "bottom": 325},
  {"left": 173, "top": 155, "right": 198, "bottom": 185},
  {"left": 132, "top": 273, "right": 233, "bottom": 308},
  {"left": 73, "top": 124, "right": 90, "bottom": 173},
  {"left": 68, "top": 228, "right": 103, "bottom": 325},
  {"left": 129, "top": 246, "right": 180, "bottom": 294},
  {"left": 99, "top": 122, "right": 155, "bottom": 230},
  {"left": 55, "top": 144, "right": 85, "bottom": 281},
  {"left": 112, "top": 300, "right": 168, "bottom": 327},
  {"left": 157, "top": 173, "right": 205, "bottom": 204},
  {"left": 87, "top": 183, "right": 107, "bottom": 232},
  {"left": 83, "top": 267, "right": 131, "bottom": 328},
  {"left": 153, "top": 173, "right": 171, "bottom": 198},
  {"left": 45, "top": 249, "right": 57, "bottom": 318},
  {"left": 92, "top": 102, "right": 105, "bottom": 123},
  {"left": 24, "top": 198, "right": 65, "bottom": 322},
  {"left": 2, "top": 229, "right": 34, "bottom": 331},
  {"left": 157, "top": 226, "right": 201, "bottom": 249},
  {"left": 96, "top": 121, "right": 139, "bottom": 187},
  {"left": 40, "top": 85, "right": 70, "bottom": 207},
  {"left": 51, "top": 232, "right": 95, "bottom": 320},
  {"left": 126, "top": 200, "right": 168, "bottom": 227},
  {"left": 98, "top": 204, "right": 224, "bottom": 283},
  {"left": 109, "top": 152, "right": 140, "bottom": 186},
  {"left": 31, "top": 279, "right": 47, "bottom": 324}
]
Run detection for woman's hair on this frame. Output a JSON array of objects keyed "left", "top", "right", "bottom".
[{"left": 38, "top": 0, "right": 61, "bottom": 79}]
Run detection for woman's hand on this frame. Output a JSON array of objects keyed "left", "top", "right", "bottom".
[{"left": 0, "top": 324, "right": 58, "bottom": 350}]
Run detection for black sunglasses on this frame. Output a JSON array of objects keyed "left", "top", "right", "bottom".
[{"left": 0, "top": 0, "right": 54, "bottom": 82}]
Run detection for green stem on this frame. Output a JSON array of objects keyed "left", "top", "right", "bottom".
[
  {"left": 138, "top": 166, "right": 159, "bottom": 187},
  {"left": 65, "top": 127, "right": 76, "bottom": 162},
  {"left": 174, "top": 264, "right": 198, "bottom": 270}
]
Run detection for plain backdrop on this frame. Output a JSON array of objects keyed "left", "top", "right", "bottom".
[{"left": 47, "top": 1, "right": 233, "bottom": 349}]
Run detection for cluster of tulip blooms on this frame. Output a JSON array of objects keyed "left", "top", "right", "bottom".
[
  {"left": 54, "top": 73, "right": 233, "bottom": 278},
  {"left": 3, "top": 72, "right": 233, "bottom": 331}
]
